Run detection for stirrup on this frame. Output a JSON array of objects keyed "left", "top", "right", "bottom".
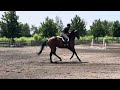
[
  {"left": 64, "top": 44, "right": 68, "bottom": 47},
  {"left": 66, "top": 42, "right": 69, "bottom": 46}
]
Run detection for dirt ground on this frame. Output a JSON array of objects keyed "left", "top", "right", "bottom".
[{"left": 0, "top": 44, "right": 120, "bottom": 79}]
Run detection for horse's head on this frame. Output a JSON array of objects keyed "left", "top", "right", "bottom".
[{"left": 73, "top": 30, "right": 80, "bottom": 40}]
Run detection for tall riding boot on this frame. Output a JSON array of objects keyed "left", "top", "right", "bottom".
[{"left": 65, "top": 39, "right": 69, "bottom": 46}]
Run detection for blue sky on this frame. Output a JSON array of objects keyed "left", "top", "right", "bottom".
[{"left": 0, "top": 11, "right": 120, "bottom": 29}]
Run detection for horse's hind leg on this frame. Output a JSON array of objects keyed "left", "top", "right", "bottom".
[
  {"left": 49, "top": 47, "right": 62, "bottom": 63},
  {"left": 50, "top": 52, "right": 53, "bottom": 63},
  {"left": 53, "top": 48, "right": 62, "bottom": 61},
  {"left": 53, "top": 52, "right": 62, "bottom": 61}
]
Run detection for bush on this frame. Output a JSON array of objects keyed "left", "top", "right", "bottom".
[
  {"left": 80, "top": 36, "right": 93, "bottom": 40},
  {"left": 42, "top": 37, "right": 48, "bottom": 41},
  {"left": 15, "top": 37, "right": 34, "bottom": 42},
  {"left": 33, "top": 34, "right": 39, "bottom": 41},
  {"left": 33, "top": 34, "right": 47, "bottom": 41},
  {"left": 0, "top": 37, "right": 9, "bottom": 41},
  {"left": 20, "top": 37, "right": 27, "bottom": 42}
]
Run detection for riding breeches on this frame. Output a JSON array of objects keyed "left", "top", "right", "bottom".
[{"left": 61, "top": 32, "right": 69, "bottom": 41}]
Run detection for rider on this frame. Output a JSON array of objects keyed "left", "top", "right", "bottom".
[{"left": 61, "top": 24, "right": 71, "bottom": 46}]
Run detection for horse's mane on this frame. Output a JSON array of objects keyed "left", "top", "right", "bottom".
[{"left": 68, "top": 30, "right": 75, "bottom": 35}]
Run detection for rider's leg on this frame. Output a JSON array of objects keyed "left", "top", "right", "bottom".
[
  {"left": 63, "top": 34, "right": 69, "bottom": 46},
  {"left": 61, "top": 32, "right": 69, "bottom": 46}
]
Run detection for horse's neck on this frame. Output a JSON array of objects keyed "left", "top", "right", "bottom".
[{"left": 69, "top": 34, "right": 75, "bottom": 41}]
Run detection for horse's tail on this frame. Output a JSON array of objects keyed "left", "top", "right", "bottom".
[{"left": 37, "top": 40, "right": 48, "bottom": 55}]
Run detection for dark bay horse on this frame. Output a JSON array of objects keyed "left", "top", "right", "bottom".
[{"left": 38, "top": 30, "right": 82, "bottom": 63}]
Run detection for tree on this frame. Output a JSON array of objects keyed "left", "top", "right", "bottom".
[
  {"left": 112, "top": 20, "right": 120, "bottom": 37},
  {"left": 102, "top": 20, "right": 109, "bottom": 36},
  {"left": 86, "top": 29, "right": 92, "bottom": 36},
  {"left": 39, "top": 16, "right": 58, "bottom": 38},
  {"left": 0, "top": 11, "right": 20, "bottom": 41},
  {"left": 70, "top": 15, "right": 86, "bottom": 36},
  {"left": 19, "top": 23, "right": 31, "bottom": 37},
  {"left": 55, "top": 16, "right": 64, "bottom": 35},
  {"left": 107, "top": 21, "right": 113, "bottom": 36},
  {"left": 30, "top": 25, "right": 39, "bottom": 36},
  {"left": 112, "top": 20, "right": 120, "bottom": 42},
  {"left": 90, "top": 19, "right": 106, "bottom": 40},
  {"left": 102, "top": 20, "right": 113, "bottom": 36},
  {"left": 0, "top": 21, "right": 7, "bottom": 37}
]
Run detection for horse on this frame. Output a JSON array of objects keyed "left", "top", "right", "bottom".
[{"left": 37, "top": 30, "right": 82, "bottom": 63}]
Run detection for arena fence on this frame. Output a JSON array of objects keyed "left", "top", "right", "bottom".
[{"left": 0, "top": 39, "right": 119, "bottom": 47}]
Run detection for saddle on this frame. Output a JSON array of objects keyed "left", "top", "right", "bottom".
[
  {"left": 58, "top": 35, "right": 69, "bottom": 46},
  {"left": 57, "top": 36, "right": 65, "bottom": 42}
]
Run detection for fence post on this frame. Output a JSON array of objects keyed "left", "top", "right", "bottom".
[
  {"left": 9, "top": 40, "right": 11, "bottom": 47},
  {"left": 103, "top": 39, "right": 105, "bottom": 47},
  {"left": 91, "top": 39, "right": 94, "bottom": 47}
]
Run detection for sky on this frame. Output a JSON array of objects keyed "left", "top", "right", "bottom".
[{"left": 0, "top": 11, "right": 120, "bottom": 30}]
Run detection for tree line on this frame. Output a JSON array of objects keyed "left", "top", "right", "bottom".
[{"left": 0, "top": 11, "right": 120, "bottom": 42}]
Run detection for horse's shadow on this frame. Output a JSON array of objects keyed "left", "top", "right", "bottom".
[
  {"left": 40, "top": 61, "right": 88, "bottom": 64},
  {"left": 53, "top": 61, "right": 88, "bottom": 64}
]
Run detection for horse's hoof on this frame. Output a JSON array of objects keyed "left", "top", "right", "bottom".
[
  {"left": 78, "top": 59, "right": 82, "bottom": 62},
  {"left": 79, "top": 60, "right": 82, "bottom": 63},
  {"left": 50, "top": 61, "right": 53, "bottom": 63}
]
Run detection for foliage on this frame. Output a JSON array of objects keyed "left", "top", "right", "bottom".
[
  {"left": 15, "top": 37, "right": 34, "bottom": 42},
  {"left": 30, "top": 25, "right": 39, "bottom": 36},
  {"left": 70, "top": 15, "right": 86, "bottom": 36},
  {"left": 39, "top": 17, "right": 58, "bottom": 38},
  {"left": 80, "top": 36, "right": 93, "bottom": 40},
  {"left": 55, "top": 16, "right": 64, "bottom": 35},
  {"left": 112, "top": 20, "right": 120, "bottom": 37},
  {"left": 90, "top": 19, "right": 106, "bottom": 39},
  {"left": 0, "top": 11, "right": 20, "bottom": 39},
  {"left": 0, "top": 37, "right": 9, "bottom": 41},
  {"left": 19, "top": 23, "right": 31, "bottom": 37}
]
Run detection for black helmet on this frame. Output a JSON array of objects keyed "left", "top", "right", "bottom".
[{"left": 67, "top": 24, "right": 71, "bottom": 27}]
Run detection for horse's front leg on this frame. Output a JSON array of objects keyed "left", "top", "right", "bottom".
[
  {"left": 68, "top": 47, "right": 81, "bottom": 62},
  {"left": 70, "top": 52, "right": 74, "bottom": 59},
  {"left": 74, "top": 50, "right": 81, "bottom": 62},
  {"left": 68, "top": 47, "right": 75, "bottom": 60}
]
